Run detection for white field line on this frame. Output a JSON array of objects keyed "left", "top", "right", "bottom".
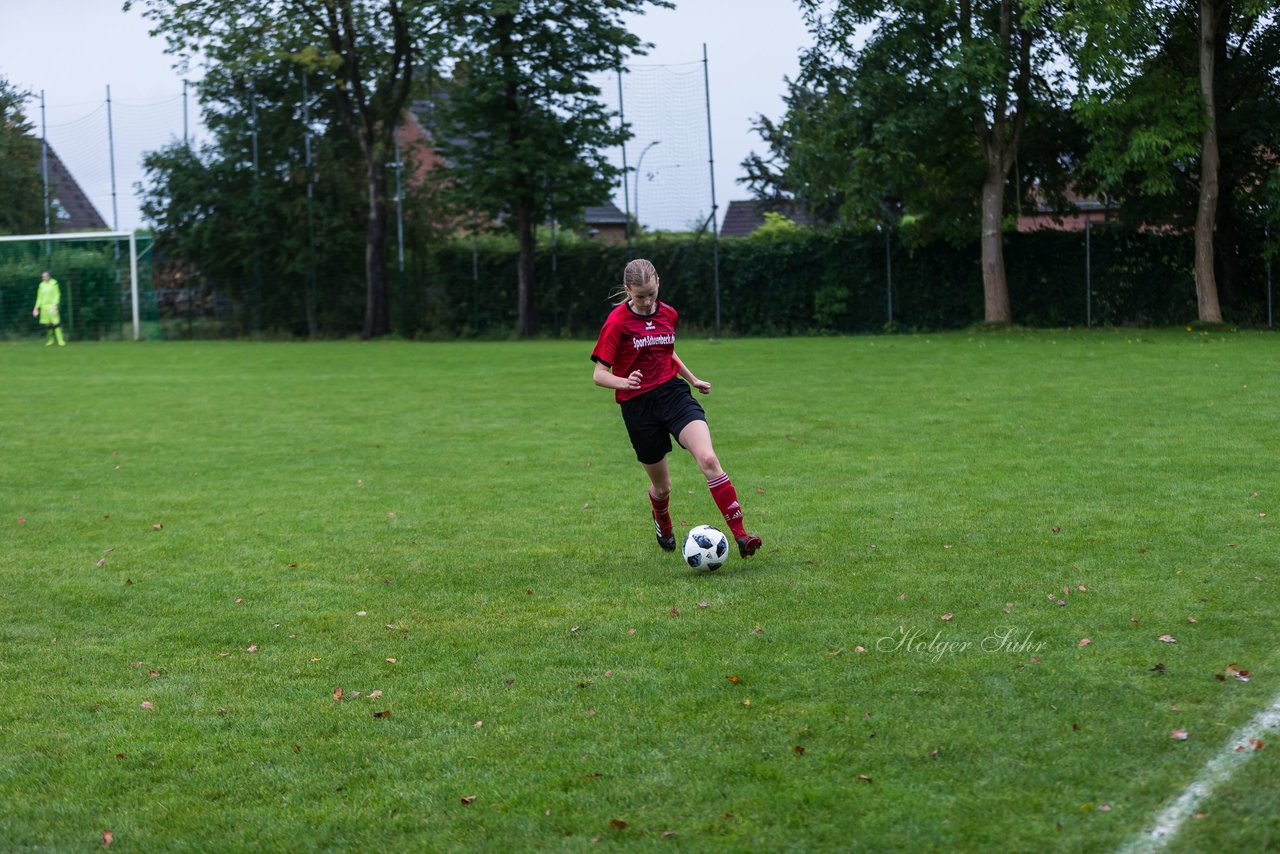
[{"left": 1119, "top": 689, "right": 1280, "bottom": 853}]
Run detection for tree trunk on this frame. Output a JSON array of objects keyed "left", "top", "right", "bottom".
[
  {"left": 1194, "top": 0, "right": 1224, "bottom": 324},
  {"left": 516, "top": 201, "right": 538, "bottom": 338},
  {"left": 980, "top": 166, "right": 1012, "bottom": 323},
  {"left": 363, "top": 149, "right": 391, "bottom": 338}
]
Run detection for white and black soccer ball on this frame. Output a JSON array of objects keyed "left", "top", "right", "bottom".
[{"left": 683, "top": 524, "right": 729, "bottom": 572}]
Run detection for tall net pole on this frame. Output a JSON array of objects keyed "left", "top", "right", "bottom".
[
  {"left": 107, "top": 85, "right": 119, "bottom": 230},
  {"left": 616, "top": 65, "right": 631, "bottom": 249},
  {"left": 703, "top": 44, "right": 721, "bottom": 336},
  {"left": 40, "top": 91, "right": 50, "bottom": 237},
  {"left": 303, "top": 71, "right": 318, "bottom": 337}
]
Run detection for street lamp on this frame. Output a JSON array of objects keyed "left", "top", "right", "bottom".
[{"left": 634, "top": 140, "right": 661, "bottom": 235}]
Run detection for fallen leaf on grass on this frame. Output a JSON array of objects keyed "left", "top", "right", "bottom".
[
  {"left": 369, "top": 690, "right": 382, "bottom": 699},
  {"left": 662, "top": 830, "right": 677, "bottom": 838},
  {"left": 793, "top": 745, "right": 805, "bottom": 755},
  {"left": 857, "top": 774, "right": 873, "bottom": 783},
  {"left": 474, "top": 720, "right": 483, "bottom": 728},
  {"left": 140, "top": 702, "right": 154, "bottom": 710},
  {"left": 96, "top": 558, "right": 106, "bottom": 568},
  {"left": 669, "top": 608, "right": 680, "bottom": 617},
  {"left": 1158, "top": 635, "right": 1177, "bottom": 644},
  {"left": 1226, "top": 664, "right": 1251, "bottom": 682},
  {"left": 610, "top": 819, "right": 628, "bottom": 829},
  {"left": 333, "top": 688, "right": 344, "bottom": 702},
  {"left": 1150, "top": 663, "right": 1166, "bottom": 673},
  {"left": 246, "top": 645, "right": 258, "bottom": 653},
  {"left": 1003, "top": 603, "right": 1014, "bottom": 614},
  {"left": 697, "top": 601, "right": 710, "bottom": 608},
  {"left": 152, "top": 523, "right": 163, "bottom": 530},
  {"left": 1052, "top": 526, "right": 1062, "bottom": 534},
  {"left": 385, "top": 658, "right": 397, "bottom": 663},
  {"left": 726, "top": 675, "right": 741, "bottom": 684},
  {"left": 941, "top": 613, "right": 953, "bottom": 621},
  {"left": 1171, "top": 729, "right": 1189, "bottom": 740},
  {"left": 1098, "top": 804, "right": 1111, "bottom": 813},
  {"left": 855, "top": 645, "right": 866, "bottom": 653},
  {"left": 16, "top": 517, "right": 25, "bottom": 525},
  {"left": 373, "top": 710, "right": 391, "bottom": 718},
  {"left": 1079, "top": 638, "right": 1093, "bottom": 647},
  {"left": 460, "top": 795, "right": 476, "bottom": 805}
]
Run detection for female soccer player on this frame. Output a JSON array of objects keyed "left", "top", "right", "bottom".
[{"left": 591, "top": 258, "right": 761, "bottom": 558}]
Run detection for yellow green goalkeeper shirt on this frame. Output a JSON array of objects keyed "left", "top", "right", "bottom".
[{"left": 34, "top": 278, "right": 61, "bottom": 325}]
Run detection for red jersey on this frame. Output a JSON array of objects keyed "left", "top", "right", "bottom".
[{"left": 591, "top": 300, "right": 680, "bottom": 403}]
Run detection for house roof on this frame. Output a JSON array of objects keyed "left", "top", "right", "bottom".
[
  {"left": 46, "top": 145, "right": 108, "bottom": 231},
  {"left": 720, "top": 199, "right": 813, "bottom": 237},
  {"left": 584, "top": 202, "right": 628, "bottom": 226}
]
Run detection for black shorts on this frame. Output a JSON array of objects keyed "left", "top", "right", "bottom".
[{"left": 620, "top": 375, "right": 707, "bottom": 465}]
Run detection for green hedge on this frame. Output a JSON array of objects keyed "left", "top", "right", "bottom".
[
  {"left": 150, "top": 226, "right": 1272, "bottom": 338},
  {"left": 387, "top": 226, "right": 1271, "bottom": 339}
]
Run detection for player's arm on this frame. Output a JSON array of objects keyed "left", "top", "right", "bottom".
[
  {"left": 673, "top": 353, "right": 711, "bottom": 394},
  {"left": 593, "top": 360, "right": 642, "bottom": 392}
]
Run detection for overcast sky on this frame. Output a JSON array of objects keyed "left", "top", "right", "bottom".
[{"left": 0, "top": 1, "right": 813, "bottom": 233}]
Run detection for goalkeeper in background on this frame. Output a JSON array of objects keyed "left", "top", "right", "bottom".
[{"left": 32, "top": 271, "right": 66, "bottom": 347}]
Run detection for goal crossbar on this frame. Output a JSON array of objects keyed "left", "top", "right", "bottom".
[{"left": 0, "top": 231, "right": 142, "bottom": 340}]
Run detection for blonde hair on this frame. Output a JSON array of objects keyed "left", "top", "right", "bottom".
[{"left": 611, "top": 258, "right": 659, "bottom": 305}]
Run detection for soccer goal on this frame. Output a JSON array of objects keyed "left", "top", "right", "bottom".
[{"left": 0, "top": 230, "right": 157, "bottom": 341}]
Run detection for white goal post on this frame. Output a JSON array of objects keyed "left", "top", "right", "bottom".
[{"left": 0, "top": 230, "right": 142, "bottom": 340}]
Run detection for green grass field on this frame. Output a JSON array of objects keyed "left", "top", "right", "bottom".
[{"left": 2, "top": 331, "right": 1277, "bottom": 852}]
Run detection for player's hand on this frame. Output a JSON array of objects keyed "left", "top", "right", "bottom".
[
  {"left": 625, "top": 370, "right": 643, "bottom": 389},
  {"left": 692, "top": 378, "right": 711, "bottom": 394},
  {"left": 32, "top": 308, "right": 38, "bottom": 317}
]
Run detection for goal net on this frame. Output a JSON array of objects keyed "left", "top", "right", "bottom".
[
  {"left": 0, "top": 231, "right": 158, "bottom": 341},
  {"left": 599, "top": 60, "right": 716, "bottom": 235}
]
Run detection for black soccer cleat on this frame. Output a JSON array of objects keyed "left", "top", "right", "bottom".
[
  {"left": 735, "top": 534, "right": 762, "bottom": 558},
  {"left": 655, "top": 520, "right": 676, "bottom": 552}
]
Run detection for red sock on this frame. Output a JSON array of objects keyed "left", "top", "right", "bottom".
[
  {"left": 707, "top": 473, "right": 747, "bottom": 539},
  {"left": 649, "top": 489, "right": 673, "bottom": 538}
]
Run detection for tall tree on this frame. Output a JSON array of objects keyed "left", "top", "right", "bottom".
[
  {"left": 429, "top": 0, "right": 670, "bottom": 338},
  {"left": 761, "top": 1, "right": 1074, "bottom": 323},
  {"left": 138, "top": 58, "right": 369, "bottom": 335},
  {"left": 125, "top": 0, "right": 447, "bottom": 337},
  {"left": 0, "top": 76, "right": 44, "bottom": 235},
  {"left": 1068, "top": 0, "right": 1279, "bottom": 322}
]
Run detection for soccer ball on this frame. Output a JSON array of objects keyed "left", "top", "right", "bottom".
[{"left": 683, "top": 524, "right": 730, "bottom": 572}]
